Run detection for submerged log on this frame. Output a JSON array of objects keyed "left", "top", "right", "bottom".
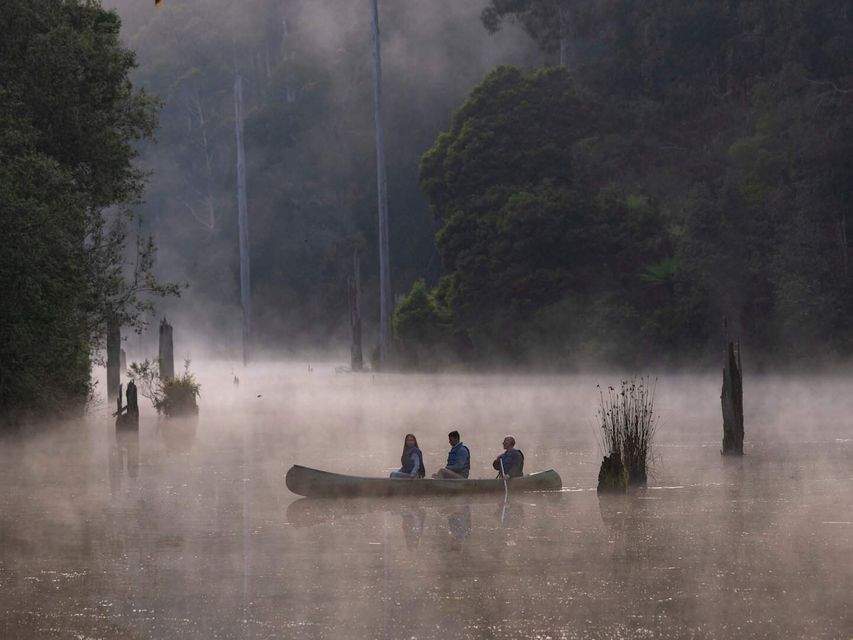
[
  {"left": 159, "top": 317, "right": 175, "bottom": 380},
  {"left": 106, "top": 318, "right": 121, "bottom": 402},
  {"left": 721, "top": 339, "right": 744, "bottom": 455},
  {"left": 349, "top": 248, "right": 363, "bottom": 372}
]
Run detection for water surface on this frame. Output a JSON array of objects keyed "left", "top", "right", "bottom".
[{"left": 0, "top": 364, "right": 850, "bottom": 638}]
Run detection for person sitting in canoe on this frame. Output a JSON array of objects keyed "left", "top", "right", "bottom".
[
  {"left": 432, "top": 430, "right": 470, "bottom": 479},
  {"left": 390, "top": 433, "right": 426, "bottom": 479},
  {"left": 493, "top": 435, "right": 524, "bottom": 478}
]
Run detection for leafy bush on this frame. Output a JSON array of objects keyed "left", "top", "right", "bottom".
[{"left": 127, "top": 359, "right": 199, "bottom": 417}]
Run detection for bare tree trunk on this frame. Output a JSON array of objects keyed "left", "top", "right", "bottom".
[
  {"left": 106, "top": 318, "right": 120, "bottom": 402},
  {"left": 558, "top": 3, "right": 569, "bottom": 67},
  {"left": 721, "top": 334, "right": 744, "bottom": 455},
  {"left": 234, "top": 74, "right": 252, "bottom": 365},
  {"left": 159, "top": 317, "right": 175, "bottom": 381},
  {"left": 349, "top": 249, "right": 363, "bottom": 371},
  {"left": 370, "top": 0, "right": 392, "bottom": 366},
  {"left": 192, "top": 90, "right": 217, "bottom": 231}
]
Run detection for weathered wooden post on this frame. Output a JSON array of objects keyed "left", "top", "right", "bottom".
[
  {"left": 159, "top": 317, "right": 175, "bottom": 381},
  {"left": 106, "top": 318, "right": 121, "bottom": 402},
  {"left": 349, "top": 248, "right": 363, "bottom": 371},
  {"left": 721, "top": 324, "right": 744, "bottom": 455},
  {"left": 126, "top": 380, "right": 139, "bottom": 418}
]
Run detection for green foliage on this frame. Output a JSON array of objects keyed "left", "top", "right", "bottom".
[
  {"left": 0, "top": 0, "right": 174, "bottom": 424},
  {"left": 392, "top": 279, "right": 460, "bottom": 369},
  {"left": 160, "top": 361, "right": 201, "bottom": 417},
  {"left": 475, "top": 0, "right": 853, "bottom": 362},
  {"left": 415, "top": 66, "right": 677, "bottom": 364},
  {"left": 128, "top": 358, "right": 200, "bottom": 416}
]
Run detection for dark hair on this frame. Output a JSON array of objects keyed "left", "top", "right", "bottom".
[
  {"left": 402, "top": 434, "right": 422, "bottom": 475},
  {"left": 403, "top": 433, "right": 419, "bottom": 449},
  {"left": 448, "top": 430, "right": 460, "bottom": 440}
]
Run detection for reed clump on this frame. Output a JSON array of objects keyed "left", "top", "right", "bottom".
[{"left": 596, "top": 377, "right": 657, "bottom": 493}]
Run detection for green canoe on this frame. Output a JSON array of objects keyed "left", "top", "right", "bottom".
[{"left": 285, "top": 464, "right": 562, "bottom": 498}]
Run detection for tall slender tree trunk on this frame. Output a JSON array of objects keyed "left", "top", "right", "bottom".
[
  {"left": 558, "top": 1, "right": 572, "bottom": 68},
  {"left": 370, "top": 0, "right": 392, "bottom": 366},
  {"left": 192, "top": 90, "right": 216, "bottom": 231},
  {"left": 106, "top": 318, "right": 121, "bottom": 402},
  {"left": 349, "top": 249, "right": 363, "bottom": 371},
  {"left": 234, "top": 74, "right": 252, "bottom": 365}
]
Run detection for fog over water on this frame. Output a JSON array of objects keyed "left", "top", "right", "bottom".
[{"left": 1, "top": 363, "right": 850, "bottom": 638}]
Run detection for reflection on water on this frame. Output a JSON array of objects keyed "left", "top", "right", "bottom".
[
  {"left": 0, "top": 364, "right": 850, "bottom": 638},
  {"left": 108, "top": 422, "right": 139, "bottom": 492}
]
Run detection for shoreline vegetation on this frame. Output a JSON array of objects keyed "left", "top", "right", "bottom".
[{"left": 1, "top": 0, "right": 850, "bottom": 424}]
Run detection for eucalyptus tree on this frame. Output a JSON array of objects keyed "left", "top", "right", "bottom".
[{"left": 370, "top": 0, "right": 392, "bottom": 365}]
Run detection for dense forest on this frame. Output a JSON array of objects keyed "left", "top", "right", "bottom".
[
  {"left": 398, "top": 0, "right": 852, "bottom": 368},
  {"left": 109, "top": 0, "right": 851, "bottom": 368},
  {"left": 1, "top": 0, "right": 850, "bottom": 420}
]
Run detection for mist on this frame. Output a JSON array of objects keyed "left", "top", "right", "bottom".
[
  {"left": 98, "top": 0, "right": 541, "bottom": 358},
  {"left": 2, "top": 0, "right": 851, "bottom": 637},
  {"left": 1, "top": 363, "right": 851, "bottom": 637}
]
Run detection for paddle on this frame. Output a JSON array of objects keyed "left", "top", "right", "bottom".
[{"left": 499, "top": 458, "right": 509, "bottom": 526}]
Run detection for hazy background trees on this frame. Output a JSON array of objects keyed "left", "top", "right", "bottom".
[
  {"left": 102, "top": 0, "right": 538, "bottom": 357},
  {"left": 4, "top": 0, "right": 846, "bottom": 407}
]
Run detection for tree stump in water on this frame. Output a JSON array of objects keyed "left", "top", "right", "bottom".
[
  {"left": 597, "top": 450, "right": 627, "bottom": 493},
  {"left": 158, "top": 317, "right": 174, "bottom": 380},
  {"left": 721, "top": 339, "right": 744, "bottom": 455},
  {"left": 115, "top": 381, "right": 139, "bottom": 429},
  {"left": 106, "top": 318, "right": 121, "bottom": 402}
]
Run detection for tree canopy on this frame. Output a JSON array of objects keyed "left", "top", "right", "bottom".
[
  {"left": 395, "top": 0, "right": 852, "bottom": 367},
  {"left": 0, "top": 0, "right": 172, "bottom": 421}
]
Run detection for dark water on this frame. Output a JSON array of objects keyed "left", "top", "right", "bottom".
[{"left": 0, "top": 365, "right": 850, "bottom": 639}]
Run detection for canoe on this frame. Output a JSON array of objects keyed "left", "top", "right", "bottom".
[{"left": 285, "top": 464, "right": 562, "bottom": 498}]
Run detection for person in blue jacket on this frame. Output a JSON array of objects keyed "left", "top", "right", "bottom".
[
  {"left": 390, "top": 433, "right": 425, "bottom": 479},
  {"left": 493, "top": 435, "right": 524, "bottom": 478},
  {"left": 432, "top": 430, "right": 470, "bottom": 479}
]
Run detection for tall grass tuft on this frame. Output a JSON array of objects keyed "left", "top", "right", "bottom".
[{"left": 596, "top": 377, "right": 657, "bottom": 491}]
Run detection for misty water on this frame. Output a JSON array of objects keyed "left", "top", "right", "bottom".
[{"left": 1, "top": 364, "right": 850, "bottom": 639}]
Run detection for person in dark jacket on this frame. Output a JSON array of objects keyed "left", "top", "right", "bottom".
[
  {"left": 390, "top": 433, "right": 426, "bottom": 479},
  {"left": 493, "top": 435, "right": 524, "bottom": 478},
  {"left": 432, "top": 430, "right": 470, "bottom": 479}
]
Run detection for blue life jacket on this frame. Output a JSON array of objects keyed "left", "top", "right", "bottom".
[
  {"left": 401, "top": 446, "right": 426, "bottom": 478},
  {"left": 446, "top": 442, "right": 470, "bottom": 478},
  {"left": 494, "top": 448, "right": 524, "bottom": 478}
]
